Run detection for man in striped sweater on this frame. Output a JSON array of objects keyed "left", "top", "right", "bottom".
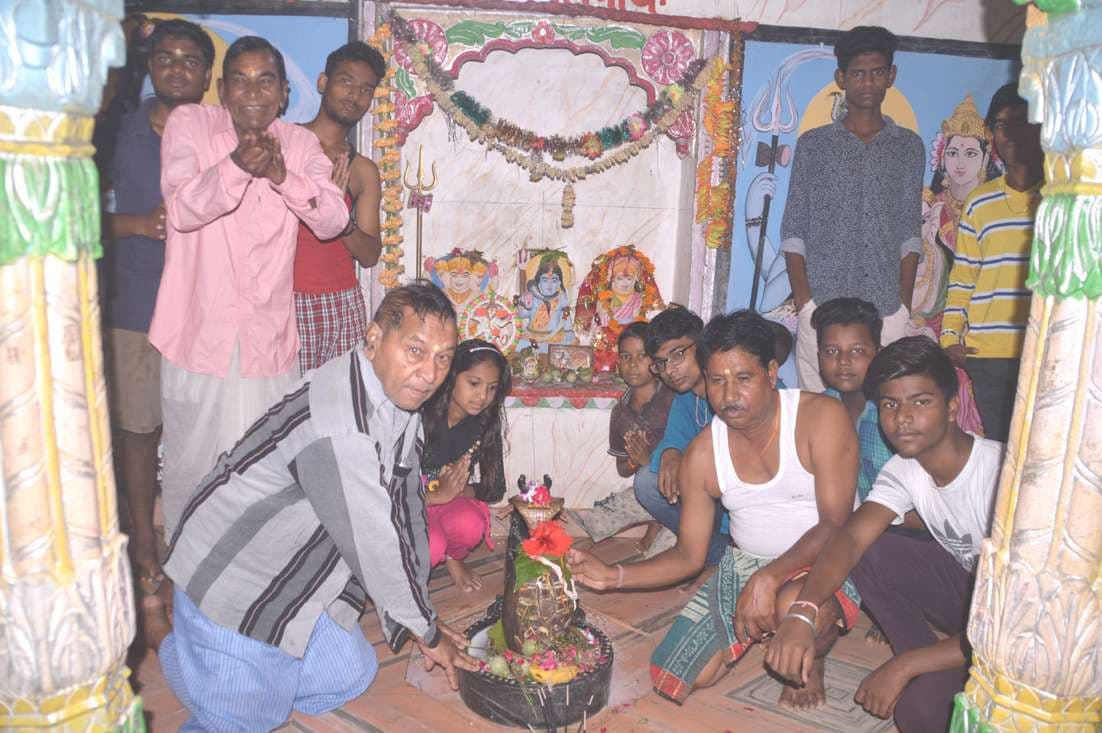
[
  {"left": 939, "top": 84, "right": 1043, "bottom": 442},
  {"left": 160, "top": 283, "right": 476, "bottom": 730}
]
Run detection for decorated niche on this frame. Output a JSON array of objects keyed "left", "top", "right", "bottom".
[
  {"left": 574, "top": 245, "right": 664, "bottom": 372},
  {"left": 362, "top": 0, "right": 747, "bottom": 322}
]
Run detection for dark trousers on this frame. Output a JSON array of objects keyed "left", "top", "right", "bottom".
[
  {"left": 851, "top": 531, "right": 973, "bottom": 733},
  {"left": 965, "top": 357, "right": 1021, "bottom": 443}
]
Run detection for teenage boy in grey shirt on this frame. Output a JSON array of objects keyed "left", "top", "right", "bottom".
[{"left": 781, "top": 25, "right": 924, "bottom": 392}]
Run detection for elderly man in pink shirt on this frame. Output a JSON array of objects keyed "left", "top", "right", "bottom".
[{"left": 151, "top": 35, "right": 348, "bottom": 539}]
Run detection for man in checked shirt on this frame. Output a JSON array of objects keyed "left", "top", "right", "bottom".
[{"left": 161, "top": 283, "right": 476, "bottom": 730}]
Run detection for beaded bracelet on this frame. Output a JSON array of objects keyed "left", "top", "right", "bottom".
[{"left": 784, "top": 611, "right": 817, "bottom": 632}]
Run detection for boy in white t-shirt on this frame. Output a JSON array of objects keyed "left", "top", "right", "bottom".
[{"left": 764, "top": 336, "right": 1003, "bottom": 733}]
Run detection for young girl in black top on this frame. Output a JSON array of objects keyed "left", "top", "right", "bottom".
[{"left": 421, "top": 339, "right": 509, "bottom": 591}]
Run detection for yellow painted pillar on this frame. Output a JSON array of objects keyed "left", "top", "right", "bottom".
[
  {"left": 0, "top": 1, "right": 143, "bottom": 730},
  {"left": 952, "top": 2, "right": 1102, "bottom": 731}
]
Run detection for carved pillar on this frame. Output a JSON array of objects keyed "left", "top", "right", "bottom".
[
  {"left": 952, "top": 1, "right": 1102, "bottom": 731},
  {"left": 0, "top": 1, "right": 143, "bottom": 730}
]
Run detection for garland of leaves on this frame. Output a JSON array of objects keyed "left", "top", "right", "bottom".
[
  {"left": 367, "top": 23, "right": 406, "bottom": 289},
  {"left": 390, "top": 12, "right": 718, "bottom": 196}
]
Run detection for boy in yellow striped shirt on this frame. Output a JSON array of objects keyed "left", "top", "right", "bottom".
[{"left": 940, "top": 84, "right": 1043, "bottom": 442}]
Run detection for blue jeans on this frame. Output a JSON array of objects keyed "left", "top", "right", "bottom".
[
  {"left": 633, "top": 467, "right": 728, "bottom": 566},
  {"left": 161, "top": 588, "right": 377, "bottom": 732}
]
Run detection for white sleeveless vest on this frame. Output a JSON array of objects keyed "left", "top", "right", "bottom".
[{"left": 712, "top": 389, "right": 830, "bottom": 559}]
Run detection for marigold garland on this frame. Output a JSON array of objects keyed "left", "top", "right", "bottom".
[
  {"left": 368, "top": 23, "right": 406, "bottom": 289},
  {"left": 694, "top": 55, "right": 738, "bottom": 249}
]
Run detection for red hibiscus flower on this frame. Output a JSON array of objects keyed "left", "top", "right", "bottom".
[{"left": 522, "top": 521, "right": 573, "bottom": 559}]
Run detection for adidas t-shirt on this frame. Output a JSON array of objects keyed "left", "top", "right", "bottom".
[{"left": 866, "top": 436, "right": 1004, "bottom": 572}]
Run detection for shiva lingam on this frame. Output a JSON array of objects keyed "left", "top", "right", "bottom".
[{"left": 458, "top": 475, "right": 613, "bottom": 730}]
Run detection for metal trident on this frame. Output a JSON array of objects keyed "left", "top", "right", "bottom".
[{"left": 403, "top": 144, "right": 438, "bottom": 280}]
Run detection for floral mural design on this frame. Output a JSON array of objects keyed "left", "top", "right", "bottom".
[
  {"left": 531, "top": 20, "right": 555, "bottom": 44},
  {"left": 392, "top": 18, "right": 448, "bottom": 72},
  {"left": 642, "top": 30, "right": 694, "bottom": 85},
  {"left": 393, "top": 89, "right": 435, "bottom": 144}
]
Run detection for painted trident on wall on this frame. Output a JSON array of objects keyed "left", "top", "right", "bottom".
[
  {"left": 404, "top": 144, "right": 437, "bottom": 280},
  {"left": 745, "top": 48, "right": 833, "bottom": 311}
]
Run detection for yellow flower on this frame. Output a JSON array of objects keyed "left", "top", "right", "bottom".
[
  {"left": 528, "top": 665, "right": 578, "bottom": 685},
  {"left": 376, "top": 119, "right": 398, "bottom": 132}
]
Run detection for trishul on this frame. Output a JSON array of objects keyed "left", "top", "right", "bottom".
[{"left": 403, "top": 144, "right": 437, "bottom": 280}]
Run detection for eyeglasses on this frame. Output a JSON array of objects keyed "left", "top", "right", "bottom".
[{"left": 651, "top": 343, "right": 695, "bottom": 373}]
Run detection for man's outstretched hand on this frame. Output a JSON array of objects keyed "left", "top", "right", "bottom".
[
  {"left": 415, "top": 622, "right": 478, "bottom": 690},
  {"left": 567, "top": 547, "right": 617, "bottom": 590}
]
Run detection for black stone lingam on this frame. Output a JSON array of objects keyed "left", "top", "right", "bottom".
[{"left": 457, "top": 489, "right": 613, "bottom": 730}]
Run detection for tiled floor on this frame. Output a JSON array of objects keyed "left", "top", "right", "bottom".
[{"left": 133, "top": 518, "right": 900, "bottom": 732}]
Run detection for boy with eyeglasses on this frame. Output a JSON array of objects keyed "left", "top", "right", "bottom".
[{"left": 635, "top": 307, "right": 728, "bottom": 566}]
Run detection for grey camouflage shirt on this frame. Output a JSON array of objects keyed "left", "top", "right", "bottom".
[{"left": 780, "top": 117, "right": 924, "bottom": 316}]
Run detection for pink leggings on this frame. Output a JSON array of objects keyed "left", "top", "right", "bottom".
[{"left": 427, "top": 497, "right": 493, "bottom": 567}]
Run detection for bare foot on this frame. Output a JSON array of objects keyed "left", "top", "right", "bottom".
[
  {"left": 634, "top": 521, "right": 661, "bottom": 553},
  {"left": 445, "top": 557, "right": 482, "bottom": 592},
  {"left": 865, "top": 624, "right": 889, "bottom": 646},
  {"left": 778, "top": 657, "right": 827, "bottom": 710}
]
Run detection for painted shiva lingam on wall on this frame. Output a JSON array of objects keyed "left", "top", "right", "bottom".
[{"left": 458, "top": 475, "right": 613, "bottom": 728}]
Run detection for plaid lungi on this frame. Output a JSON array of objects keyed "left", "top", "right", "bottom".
[
  {"left": 294, "top": 287, "right": 368, "bottom": 375},
  {"left": 649, "top": 545, "right": 861, "bottom": 704}
]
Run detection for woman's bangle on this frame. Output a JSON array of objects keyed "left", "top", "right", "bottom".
[
  {"left": 789, "top": 600, "right": 819, "bottom": 618},
  {"left": 615, "top": 563, "right": 625, "bottom": 589},
  {"left": 783, "top": 611, "right": 817, "bottom": 633}
]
